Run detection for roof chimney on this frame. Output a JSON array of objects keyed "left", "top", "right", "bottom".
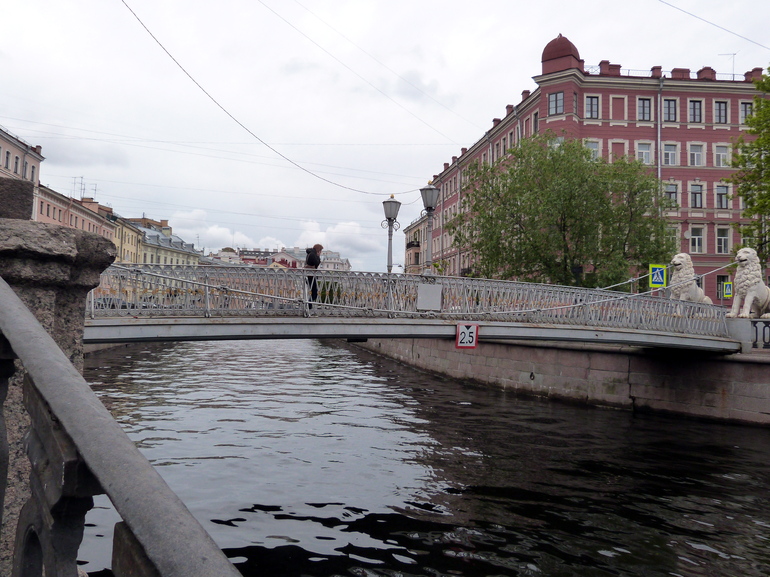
[
  {"left": 671, "top": 68, "right": 691, "bottom": 80},
  {"left": 697, "top": 67, "right": 716, "bottom": 80}
]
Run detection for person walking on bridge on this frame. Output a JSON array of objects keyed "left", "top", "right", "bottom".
[{"left": 305, "top": 243, "right": 323, "bottom": 307}]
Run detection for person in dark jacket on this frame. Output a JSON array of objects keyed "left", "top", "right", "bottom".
[{"left": 305, "top": 244, "right": 323, "bottom": 306}]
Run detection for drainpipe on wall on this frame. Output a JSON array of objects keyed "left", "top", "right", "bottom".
[{"left": 657, "top": 76, "right": 663, "bottom": 183}]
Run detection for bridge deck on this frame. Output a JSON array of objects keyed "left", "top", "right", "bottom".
[{"left": 83, "top": 316, "right": 743, "bottom": 353}]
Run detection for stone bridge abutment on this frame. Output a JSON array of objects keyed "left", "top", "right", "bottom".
[{"left": 353, "top": 337, "right": 770, "bottom": 426}]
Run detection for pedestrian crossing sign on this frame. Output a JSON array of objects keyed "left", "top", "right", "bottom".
[
  {"left": 649, "top": 264, "right": 666, "bottom": 288},
  {"left": 723, "top": 281, "right": 733, "bottom": 298}
]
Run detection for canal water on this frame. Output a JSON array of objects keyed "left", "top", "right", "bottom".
[{"left": 80, "top": 340, "right": 770, "bottom": 576}]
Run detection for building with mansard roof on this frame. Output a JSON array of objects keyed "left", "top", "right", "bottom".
[
  {"left": 128, "top": 217, "right": 200, "bottom": 266},
  {"left": 404, "top": 34, "right": 765, "bottom": 303}
]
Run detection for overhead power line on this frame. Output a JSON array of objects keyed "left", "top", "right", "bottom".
[
  {"left": 293, "top": 0, "right": 485, "bottom": 132},
  {"left": 257, "top": 0, "right": 463, "bottom": 144},
  {"left": 119, "top": 0, "right": 416, "bottom": 196},
  {"left": 658, "top": 0, "right": 770, "bottom": 52}
]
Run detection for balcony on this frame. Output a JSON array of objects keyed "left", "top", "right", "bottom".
[{"left": 406, "top": 241, "right": 420, "bottom": 249}]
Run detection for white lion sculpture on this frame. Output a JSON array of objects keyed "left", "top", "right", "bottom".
[
  {"left": 669, "top": 253, "right": 712, "bottom": 305},
  {"left": 726, "top": 247, "right": 770, "bottom": 318}
]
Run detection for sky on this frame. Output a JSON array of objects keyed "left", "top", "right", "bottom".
[{"left": 2, "top": 0, "right": 769, "bottom": 272}]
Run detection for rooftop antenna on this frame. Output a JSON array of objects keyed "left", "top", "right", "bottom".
[
  {"left": 719, "top": 52, "right": 737, "bottom": 79},
  {"left": 72, "top": 176, "right": 85, "bottom": 198}
]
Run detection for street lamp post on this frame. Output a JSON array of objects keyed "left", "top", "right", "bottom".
[
  {"left": 420, "top": 184, "right": 440, "bottom": 275},
  {"left": 382, "top": 194, "right": 401, "bottom": 274}
]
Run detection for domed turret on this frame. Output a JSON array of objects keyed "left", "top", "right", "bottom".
[{"left": 541, "top": 34, "right": 584, "bottom": 75}]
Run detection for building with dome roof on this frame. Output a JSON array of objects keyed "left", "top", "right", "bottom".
[{"left": 403, "top": 34, "right": 765, "bottom": 303}]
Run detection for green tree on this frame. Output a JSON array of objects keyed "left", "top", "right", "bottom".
[
  {"left": 448, "top": 133, "right": 674, "bottom": 288},
  {"left": 730, "top": 67, "right": 770, "bottom": 261}
]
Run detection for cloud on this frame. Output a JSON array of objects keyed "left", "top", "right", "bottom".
[
  {"left": 255, "top": 236, "right": 288, "bottom": 251},
  {"left": 170, "top": 209, "right": 258, "bottom": 253},
  {"left": 294, "top": 220, "right": 381, "bottom": 255},
  {"left": 43, "top": 139, "right": 130, "bottom": 169}
]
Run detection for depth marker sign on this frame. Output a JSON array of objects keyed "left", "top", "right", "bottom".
[
  {"left": 649, "top": 264, "right": 667, "bottom": 288},
  {"left": 456, "top": 324, "right": 479, "bottom": 349}
]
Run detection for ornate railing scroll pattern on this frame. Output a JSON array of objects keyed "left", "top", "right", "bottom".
[
  {"left": 89, "top": 265, "right": 730, "bottom": 339},
  {"left": 0, "top": 276, "right": 240, "bottom": 577}
]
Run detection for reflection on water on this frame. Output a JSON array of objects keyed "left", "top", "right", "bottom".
[{"left": 81, "top": 340, "right": 770, "bottom": 576}]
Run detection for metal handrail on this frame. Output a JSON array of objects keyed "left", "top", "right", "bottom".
[
  {"left": 88, "top": 265, "right": 730, "bottom": 338},
  {"left": 0, "top": 275, "right": 239, "bottom": 577}
]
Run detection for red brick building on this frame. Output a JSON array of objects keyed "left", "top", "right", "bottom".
[{"left": 404, "top": 34, "right": 765, "bottom": 304}]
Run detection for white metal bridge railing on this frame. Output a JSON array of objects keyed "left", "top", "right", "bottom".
[{"left": 88, "top": 265, "right": 730, "bottom": 339}]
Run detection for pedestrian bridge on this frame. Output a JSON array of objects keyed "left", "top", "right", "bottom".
[{"left": 84, "top": 265, "right": 745, "bottom": 353}]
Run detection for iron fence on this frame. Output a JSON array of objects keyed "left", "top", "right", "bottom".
[{"left": 88, "top": 265, "right": 730, "bottom": 338}]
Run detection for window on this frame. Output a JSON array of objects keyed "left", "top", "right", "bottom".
[
  {"left": 740, "top": 101, "right": 753, "bottom": 124},
  {"left": 23, "top": 161, "right": 28, "bottom": 178},
  {"left": 13, "top": 156, "right": 19, "bottom": 174},
  {"left": 637, "top": 97, "right": 651, "bottom": 121},
  {"left": 689, "top": 144, "right": 704, "bottom": 166},
  {"left": 585, "top": 140, "right": 599, "bottom": 160},
  {"left": 533, "top": 112, "right": 539, "bottom": 133},
  {"left": 665, "top": 183, "right": 678, "bottom": 206},
  {"left": 548, "top": 92, "right": 564, "bottom": 115},
  {"left": 4, "top": 151, "right": 9, "bottom": 169},
  {"left": 30, "top": 166, "right": 36, "bottom": 183},
  {"left": 690, "top": 226, "right": 704, "bottom": 253},
  {"left": 663, "top": 144, "right": 678, "bottom": 165},
  {"left": 689, "top": 100, "right": 703, "bottom": 123},
  {"left": 716, "top": 228, "right": 730, "bottom": 254},
  {"left": 663, "top": 99, "right": 677, "bottom": 122},
  {"left": 717, "top": 275, "right": 730, "bottom": 299},
  {"left": 585, "top": 96, "right": 599, "bottom": 119},
  {"left": 714, "top": 100, "right": 728, "bottom": 124},
  {"left": 690, "top": 184, "right": 703, "bottom": 208},
  {"left": 716, "top": 185, "right": 730, "bottom": 209},
  {"left": 637, "top": 143, "right": 652, "bottom": 164},
  {"left": 715, "top": 145, "right": 729, "bottom": 167}
]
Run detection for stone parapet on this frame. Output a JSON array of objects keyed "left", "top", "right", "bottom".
[{"left": 0, "top": 218, "right": 115, "bottom": 573}]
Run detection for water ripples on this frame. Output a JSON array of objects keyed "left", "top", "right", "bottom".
[{"left": 81, "top": 340, "right": 770, "bottom": 576}]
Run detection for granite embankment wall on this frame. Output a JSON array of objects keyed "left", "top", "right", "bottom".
[{"left": 354, "top": 338, "right": 770, "bottom": 426}]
